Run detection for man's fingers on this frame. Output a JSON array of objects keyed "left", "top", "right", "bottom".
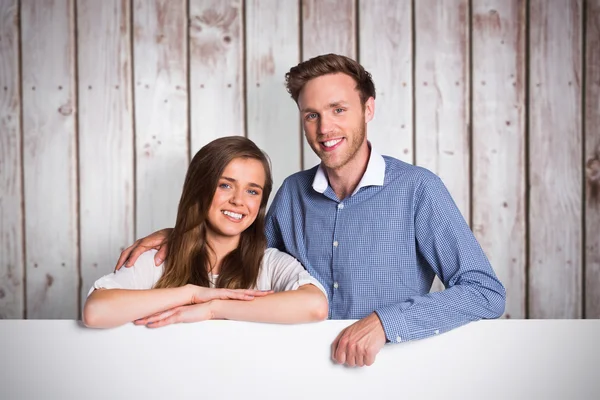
[
  {"left": 331, "top": 330, "right": 343, "bottom": 363},
  {"left": 344, "top": 342, "right": 358, "bottom": 367},
  {"left": 334, "top": 336, "right": 348, "bottom": 365},
  {"left": 354, "top": 351, "right": 365, "bottom": 368},
  {"left": 114, "top": 242, "right": 138, "bottom": 271},
  {"left": 125, "top": 245, "right": 149, "bottom": 267},
  {"left": 346, "top": 354, "right": 356, "bottom": 367},
  {"left": 155, "top": 245, "right": 168, "bottom": 266},
  {"left": 364, "top": 352, "right": 377, "bottom": 367}
]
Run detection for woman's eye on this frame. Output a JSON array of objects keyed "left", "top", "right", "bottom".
[
  {"left": 219, "top": 183, "right": 231, "bottom": 189},
  {"left": 247, "top": 189, "right": 260, "bottom": 196}
]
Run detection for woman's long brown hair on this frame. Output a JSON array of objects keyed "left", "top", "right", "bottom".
[{"left": 153, "top": 136, "right": 273, "bottom": 290}]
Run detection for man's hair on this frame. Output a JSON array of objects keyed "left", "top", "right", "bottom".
[{"left": 285, "top": 53, "right": 376, "bottom": 105}]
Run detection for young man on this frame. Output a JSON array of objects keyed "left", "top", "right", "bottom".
[{"left": 116, "top": 54, "right": 506, "bottom": 367}]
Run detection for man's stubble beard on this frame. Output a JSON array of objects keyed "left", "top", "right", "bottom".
[{"left": 313, "top": 123, "right": 366, "bottom": 171}]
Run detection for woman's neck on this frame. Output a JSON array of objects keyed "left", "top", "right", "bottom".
[{"left": 205, "top": 231, "right": 240, "bottom": 274}]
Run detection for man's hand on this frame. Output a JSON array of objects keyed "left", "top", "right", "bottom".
[
  {"left": 114, "top": 228, "right": 173, "bottom": 271},
  {"left": 134, "top": 303, "right": 214, "bottom": 328},
  {"left": 331, "top": 312, "right": 387, "bottom": 367}
]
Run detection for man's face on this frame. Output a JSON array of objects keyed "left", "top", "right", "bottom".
[{"left": 298, "top": 73, "right": 374, "bottom": 170}]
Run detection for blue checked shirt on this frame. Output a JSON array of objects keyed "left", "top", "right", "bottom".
[{"left": 265, "top": 148, "right": 506, "bottom": 344}]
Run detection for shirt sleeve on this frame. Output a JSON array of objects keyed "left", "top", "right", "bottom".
[
  {"left": 262, "top": 248, "right": 328, "bottom": 299},
  {"left": 86, "top": 250, "right": 163, "bottom": 297},
  {"left": 375, "top": 175, "right": 506, "bottom": 344}
]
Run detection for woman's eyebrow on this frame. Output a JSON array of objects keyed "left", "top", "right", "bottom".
[{"left": 221, "top": 176, "right": 263, "bottom": 190}]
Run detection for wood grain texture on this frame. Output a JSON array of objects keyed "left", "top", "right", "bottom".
[
  {"left": 133, "top": 0, "right": 188, "bottom": 238},
  {"left": 21, "top": 0, "right": 78, "bottom": 318},
  {"left": 301, "top": 0, "right": 356, "bottom": 169},
  {"left": 585, "top": 0, "right": 600, "bottom": 318},
  {"left": 0, "top": 0, "right": 24, "bottom": 318},
  {"left": 415, "top": 0, "right": 470, "bottom": 218},
  {"left": 189, "top": 0, "right": 244, "bottom": 153},
  {"left": 246, "top": 0, "right": 300, "bottom": 199},
  {"left": 471, "top": 0, "right": 526, "bottom": 318},
  {"left": 415, "top": 0, "right": 470, "bottom": 292},
  {"left": 77, "top": 0, "right": 134, "bottom": 307},
  {"left": 529, "top": 0, "right": 582, "bottom": 318},
  {"left": 358, "top": 0, "right": 412, "bottom": 164}
]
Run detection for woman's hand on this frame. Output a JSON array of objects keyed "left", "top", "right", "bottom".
[
  {"left": 134, "top": 303, "right": 216, "bottom": 328},
  {"left": 186, "top": 284, "right": 272, "bottom": 304}
]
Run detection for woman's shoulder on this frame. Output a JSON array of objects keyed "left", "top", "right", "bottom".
[
  {"left": 129, "top": 249, "right": 164, "bottom": 279},
  {"left": 262, "top": 247, "right": 299, "bottom": 265},
  {"left": 135, "top": 249, "right": 162, "bottom": 266}
]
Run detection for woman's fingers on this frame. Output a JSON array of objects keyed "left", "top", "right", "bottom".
[
  {"left": 134, "top": 308, "right": 179, "bottom": 325},
  {"left": 145, "top": 313, "right": 180, "bottom": 328},
  {"left": 190, "top": 286, "right": 274, "bottom": 304},
  {"left": 217, "top": 289, "right": 273, "bottom": 301},
  {"left": 143, "top": 304, "right": 212, "bottom": 328}
]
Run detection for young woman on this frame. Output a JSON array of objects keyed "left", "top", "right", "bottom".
[{"left": 83, "top": 136, "right": 328, "bottom": 329}]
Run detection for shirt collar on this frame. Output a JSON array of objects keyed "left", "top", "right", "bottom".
[{"left": 312, "top": 143, "right": 386, "bottom": 195}]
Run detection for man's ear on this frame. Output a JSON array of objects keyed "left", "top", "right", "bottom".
[{"left": 364, "top": 97, "right": 375, "bottom": 123}]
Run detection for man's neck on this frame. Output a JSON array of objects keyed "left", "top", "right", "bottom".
[{"left": 325, "top": 142, "right": 370, "bottom": 201}]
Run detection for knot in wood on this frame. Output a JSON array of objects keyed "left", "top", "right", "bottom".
[
  {"left": 58, "top": 104, "right": 73, "bottom": 116},
  {"left": 587, "top": 158, "right": 600, "bottom": 183}
]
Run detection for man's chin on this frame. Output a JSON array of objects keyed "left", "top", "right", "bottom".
[{"left": 320, "top": 157, "right": 345, "bottom": 171}]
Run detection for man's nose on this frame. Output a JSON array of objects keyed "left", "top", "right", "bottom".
[{"left": 318, "top": 115, "right": 334, "bottom": 135}]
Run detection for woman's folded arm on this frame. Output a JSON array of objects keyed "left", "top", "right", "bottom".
[{"left": 211, "top": 284, "right": 328, "bottom": 324}]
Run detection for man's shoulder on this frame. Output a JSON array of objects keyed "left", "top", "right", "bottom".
[
  {"left": 382, "top": 155, "right": 440, "bottom": 185},
  {"left": 280, "top": 165, "right": 319, "bottom": 190}
]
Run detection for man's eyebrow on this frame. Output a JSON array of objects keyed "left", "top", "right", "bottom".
[
  {"left": 328, "top": 101, "right": 348, "bottom": 108},
  {"left": 221, "top": 176, "right": 264, "bottom": 190},
  {"left": 300, "top": 101, "right": 349, "bottom": 113}
]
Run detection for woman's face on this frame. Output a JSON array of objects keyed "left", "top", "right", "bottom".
[{"left": 206, "top": 157, "right": 266, "bottom": 242}]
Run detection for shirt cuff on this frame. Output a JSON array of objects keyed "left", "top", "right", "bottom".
[{"left": 375, "top": 304, "right": 411, "bottom": 344}]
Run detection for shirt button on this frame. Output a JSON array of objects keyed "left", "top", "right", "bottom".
[
  {"left": 396, "top": 336, "right": 402, "bottom": 343},
  {"left": 434, "top": 329, "right": 439, "bottom": 335},
  {"left": 333, "top": 282, "right": 339, "bottom": 289},
  {"left": 333, "top": 241, "right": 339, "bottom": 247},
  {"left": 337, "top": 203, "right": 344, "bottom": 210}
]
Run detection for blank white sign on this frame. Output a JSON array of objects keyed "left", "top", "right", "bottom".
[{"left": 0, "top": 319, "right": 598, "bottom": 399}]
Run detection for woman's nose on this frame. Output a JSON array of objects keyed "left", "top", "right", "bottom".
[{"left": 229, "top": 188, "right": 242, "bottom": 205}]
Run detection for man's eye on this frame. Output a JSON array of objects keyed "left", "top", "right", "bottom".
[
  {"left": 306, "top": 113, "right": 318, "bottom": 120},
  {"left": 334, "top": 108, "right": 344, "bottom": 114}
]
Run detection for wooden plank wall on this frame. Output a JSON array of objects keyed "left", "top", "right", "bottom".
[
  {"left": 0, "top": 0, "right": 23, "bottom": 318},
  {"left": 529, "top": 0, "right": 583, "bottom": 318},
  {"left": 0, "top": 0, "right": 597, "bottom": 320},
  {"left": 472, "top": 0, "right": 526, "bottom": 318},
  {"left": 587, "top": 0, "right": 600, "bottom": 319}
]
